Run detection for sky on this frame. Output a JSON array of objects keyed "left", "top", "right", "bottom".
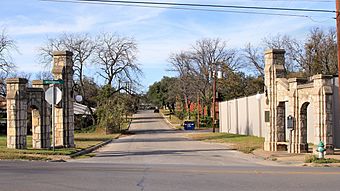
[{"left": 0, "top": 0, "right": 336, "bottom": 92}]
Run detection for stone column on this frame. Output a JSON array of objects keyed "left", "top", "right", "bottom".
[
  {"left": 312, "top": 75, "right": 334, "bottom": 154},
  {"left": 52, "top": 51, "right": 75, "bottom": 148},
  {"left": 263, "top": 49, "right": 286, "bottom": 151},
  {"left": 6, "top": 78, "right": 28, "bottom": 149},
  {"left": 32, "top": 80, "right": 51, "bottom": 148}
]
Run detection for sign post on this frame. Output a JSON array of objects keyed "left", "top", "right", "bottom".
[
  {"left": 287, "top": 115, "right": 294, "bottom": 153},
  {"left": 44, "top": 80, "right": 64, "bottom": 151}
]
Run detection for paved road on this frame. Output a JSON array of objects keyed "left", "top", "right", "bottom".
[
  {"left": 1, "top": 110, "right": 340, "bottom": 191},
  {"left": 74, "top": 110, "right": 274, "bottom": 166}
]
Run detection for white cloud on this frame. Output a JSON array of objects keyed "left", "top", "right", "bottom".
[{"left": 5, "top": 15, "right": 98, "bottom": 36}]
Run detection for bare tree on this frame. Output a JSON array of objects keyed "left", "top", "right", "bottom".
[
  {"left": 39, "top": 33, "right": 97, "bottom": 123},
  {"left": 0, "top": 72, "right": 7, "bottom": 96},
  {"left": 94, "top": 33, "right": 141, "bottom": 88},
  {"left": 243, "top": 43, "right": 264, "bottom": 77},
  {"left": 243, "top": 28, "right": 337, "bottom": 77},
  {"left": 169, "top": 51, "right": 197, "bottom": 116},
  {"left": 0, "top": 28, "right": 16, "bottom": 74},
  {"left": 39, "top": 33, "right": 95, "bottom": 83},
  {"left": 38, "top": 36, "right": 64, "bottom": 69},
  {"left": 303, "top": 27, "right": 337, "bottom": 75},
  {"left": 0, "top": 28, "right": 17, "bottom": 96},
  {"left": 262, "top": 34, "right": 303, "bottom": 73},
  {"left": 243, "top": 34, "right": 304, "bottom": 77},
  {"left": 169, "top": 38, "right": 240, "bottom": 116},
  {"left": 191, "top": 38, "right": 240, "bottom": 112},
  {"left": 34, "top": 71, "right": 53, "bottom": 80}
]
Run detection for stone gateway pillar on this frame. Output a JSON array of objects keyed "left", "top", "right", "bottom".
[
  {"left": 52, "top": 51, "right": 75, "bottom": 148},
  {"left": 263, "top": 49, "right": 286, "bottom": 152},
  {"left": 6, "top": 78, "right": 28, "bottom": 149},
  {"left": 31, "top": 80, "right": 51, "bottom": 149}
]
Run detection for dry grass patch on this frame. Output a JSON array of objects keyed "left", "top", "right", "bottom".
[
  {"left": 189, "top": 133, "right": 264, "bottom": 154},
  {"left": 74, "top": 133, "right": 120, "bottom": 149},
  {"left": 160, "top": 109, "right": 184, "bottom": 126},
  {"left": 0, "top": 132, "right": 120, "bottom": 160}
]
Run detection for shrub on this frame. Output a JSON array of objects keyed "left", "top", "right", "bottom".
[{"left": 305, "top": 155, "right": 340, "bottom": 163}]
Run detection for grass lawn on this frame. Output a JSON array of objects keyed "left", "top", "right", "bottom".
[
  {"left": 0, "top": 132, "right": 120, "bottom": 161},
  {"left": 189, "top": 133, "right": 264, "bottom": 154}
]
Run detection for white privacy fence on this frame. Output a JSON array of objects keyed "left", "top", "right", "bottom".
[
  {"left": 219, "top": 94, "right": 266, "bottom": 137},
  {"left": 219, "top": 77, "right": 340, "bottom": 148}
]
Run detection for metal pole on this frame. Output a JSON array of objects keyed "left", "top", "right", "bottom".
[
  {"left": 288, "top": 129, "right": 293, "bottom": 153},
  {"left": 212, "top": 66, "right": 217, "bottom": 133},
  {"left": 52, "top": 84, "right": 55, "bottom": 152}
]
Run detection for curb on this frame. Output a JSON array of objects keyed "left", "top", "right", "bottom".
[
  {"left": 70, "top": 139, "right": 113, "bottom": 158},
  {"left": 160, "top": 112, "right": 182, "bottom": 130}
]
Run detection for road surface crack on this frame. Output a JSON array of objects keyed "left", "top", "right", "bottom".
[
  {"left": 137, "top": 167, "right": 149, "bottom": 191},
  {"left": 137, "top": 176, "right": 146, "bottom": 191}
]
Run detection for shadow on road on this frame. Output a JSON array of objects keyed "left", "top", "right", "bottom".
[
  {"left": 131, "top": 116, "right": 165, "bottom": 120},
  {"left": 130, "top": 120, "right": 160, "bottom": 124},
  {"left": 95, "top": 148, "right": 235, "bottom": 158},
  {"left": 115, "top": 137, "right": 191, "bottom": 143}
]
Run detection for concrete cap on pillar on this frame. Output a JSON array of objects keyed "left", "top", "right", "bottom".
[
  {"left": 32, "top": 80, "right": 44, "bottom": 86},
  {"left": 264, "top": 49, "right": 286, "bottom": 55},
  {"left": 53, "top": 51, "right": 73, "bottom": 57},
  {"left": 312, "top": 74, "right": 333, "bottom": 80},
  {"left": 6, "top": 78, "right": 28, "bottom": 84},
  {"left": 288, "top": 78, "right": 308, "bottom": 84}
]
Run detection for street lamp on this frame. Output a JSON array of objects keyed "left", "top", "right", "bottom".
[{"left": 212, "top": 63, "right": 222, "bottom": 133}]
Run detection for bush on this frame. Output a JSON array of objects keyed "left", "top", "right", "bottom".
[
  {"left": 200, "top": 116, "right": 212, "bottom": 128},
  {"left": 175, "top": 110, "right": 186, "bottom": 120},
  {"left": 75, "top": 125, "right": 96, "bottom": 133},
  {"left": 305, "top": 155, "right": 340, "bottom": 163}
]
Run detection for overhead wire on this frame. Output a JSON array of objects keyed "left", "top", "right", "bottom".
[
  {"left": 250, "top": 0, "right": 333, "bottom": 2},
  {"left": 41, "top": 0, "right": 336, "bottom": 13},
  {"left": 41, "top": 0, "right": 337, "bottom": 22},
  {"left": 42, "top": 0, "right": 316, "bottom": 18}
]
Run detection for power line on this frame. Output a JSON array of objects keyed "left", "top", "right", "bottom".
[
  {"left": 41, "top": 0, "right": 336, "bottom": 13},
  {"left": 250, "top": 0, "right": 332, "bottom": 2},
  {"left": 43, "top": 0, "right": 321, "bottom": 19}
]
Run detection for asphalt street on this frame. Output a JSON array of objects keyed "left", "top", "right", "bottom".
[{"left": 1, "top": 110, "right": 340, "bottom": 191}]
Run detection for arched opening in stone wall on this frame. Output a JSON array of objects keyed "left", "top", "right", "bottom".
[
  {"left": 28, "top": 105, "right": 40, "bottom": 148},
  {"left": 300, "top": 102, "right": 310, "bottom": 153},
  {"left": 277, "top": 102, "right": 286, "bottom": 142}
]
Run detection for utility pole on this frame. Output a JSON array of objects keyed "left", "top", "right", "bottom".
[
  {"left": 336, "top": 0, "right": 340, "bottom": 110},
  {"left": 212, "top": 66, "right": 217, "bottom": 133},
  {"left": 197, "top": 92, "right": 200, "bottom": 129}
]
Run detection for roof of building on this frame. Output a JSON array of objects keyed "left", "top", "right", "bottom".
[
  {"left": 0, "top": 96, "right": 94, "bottom": 115},
  {"left": 74, "top": 102, "right": 96, "bottom": 115}
]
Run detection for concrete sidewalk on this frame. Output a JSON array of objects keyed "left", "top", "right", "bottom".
[
  {"left": 160, "top": 110, "right": 340, "bottom": 167},
  {"left": 252, "top": 149, "right": 340, "bottom": 167}
]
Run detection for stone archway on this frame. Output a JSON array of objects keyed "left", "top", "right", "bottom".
[
  {"left": 29, "top": 105, "right": 41, "bottom": 148},
  {"left": 6, "top": 51, "right": 74, "bottom": 150},
  {"left": 264, "top": 49, "right": 334, "bottom": 154},
  {"left": 300, "top": 102, "right": 310, "bottom": 153},
  {"left": 277, "top": 102, "right": 286, "bottom": 142}
]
